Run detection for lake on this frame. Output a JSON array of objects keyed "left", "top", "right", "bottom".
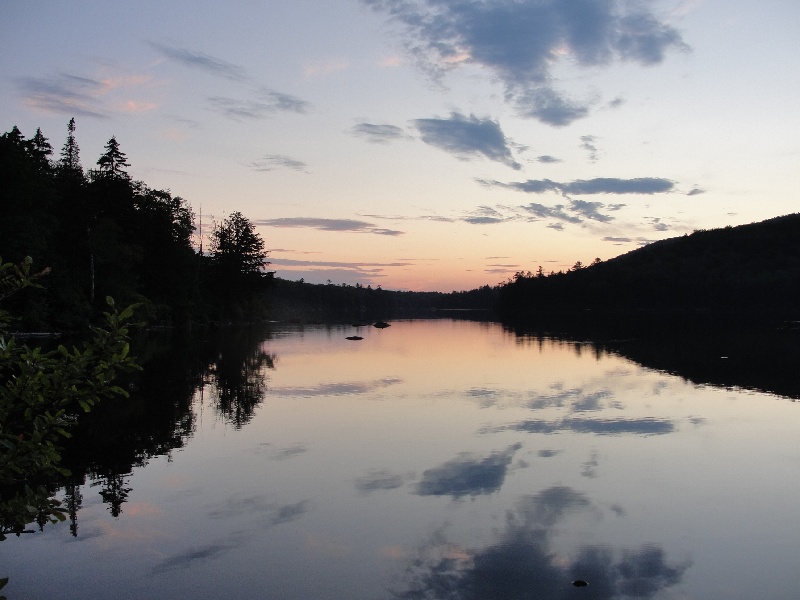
[{"left": 3, "top": 317, "right": 800, "bottom": 599}]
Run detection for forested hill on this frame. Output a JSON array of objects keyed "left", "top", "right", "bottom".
[{"left": 498, "top": 214, "right": 800, "bottom": 318}]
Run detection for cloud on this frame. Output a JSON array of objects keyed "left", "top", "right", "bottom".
[
  {"left": 569, "top": 199, "right": 615, "bottom": 223},
  {"left": 486, "top": 177, "right": 675, "bottom": 196},
  {"left": 257, "top": 217, "right": 404, "bottom": 236},
  {"left": 350, "top": 122, "right": 408, "bottom": 143},
  {"left": 17, "top": 74, "right": 108, "bottom": 117},
  {"left": 415, "top": 443, "right": 522, "bottom": 498},
  {"left": 150, "top": 42, "right": 248, "bottom": 81},
  {"left": 208, "top": 90, "right": 310, "bottom": 120},
  {"left": 535, "top": 155, "right": 561, "bottom": 164},
  {"left": 463, "top": 205, "right": 510, "bottom": 225},
  {"left": 687, "top": 186, "right": 705, "bottom": 196},
  {"left": 581, "top": 134, "right": 600, "bottom": 162},
  {"left": 412, "top": 112, "right": 521, "bottom": 169},
  {"left": 520, "top": 203, "right": 582, "bottom": 224},
  {"left": 515, "top": 86, "right": 591, "bottom": 127},
  {"left": 248, "top": 154, "right": 309, "bottom": 172},
  {"left": 365, "top": 0, "right": 689, "bottom": 126}
]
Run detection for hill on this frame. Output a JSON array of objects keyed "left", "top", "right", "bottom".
[{"left": 498, "top": 213, "right": 800, "bottom": 319}]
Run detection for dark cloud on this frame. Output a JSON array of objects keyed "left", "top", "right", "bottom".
[
  {"left": 208, "top": 90, "right": 310, "bottom": 120},
  {"left": 487, "top": 177, "right": 675, "bottom": 196},
  {"left": 412, "top": 113, "right": 521, "bottom": 169},
  {"left": 516, "top": 87, "right": 591, "bottom": 127},
  {"left": 416, "top": 443, "right": 522, "bottom": 498},
  {"left": 351, "top": 122, "right": 407, "bottom": 143},
  {"left": 569, "top": 199, "right": 614, "bottom": 223},
  {"left": 248, "top": 154, "right": 309, "bottom": 172},
  {"left": 564, "top": 178, "right": 674, "bottom": 195},
  {"left": 257, "top": 217, "right": 404, "bottom": 236},
  {"left": 150, "top": 42, "right": 248, "bottom": 81},
  {"left": 535, "top": 155, "right": 562, "bottom": 164},
  {"left": 603, "top": 236, "right": 633, "bottom": 243},
  {"left": 394, "top": 486, "right": 690, "bottom": 599},
  {"left": 364, "top": 0, "right": 688, "bottom": 126},
  {"left": 17, "top": 74, "right": 108, "bottom": 118}
]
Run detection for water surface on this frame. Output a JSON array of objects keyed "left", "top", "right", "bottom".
[{"left": 3, "top": 319, "right": 799, "bottom": 599}]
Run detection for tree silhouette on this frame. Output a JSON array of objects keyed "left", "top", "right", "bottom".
[{"left": 96, "top": 135, "right": 130, "bottom": 180}]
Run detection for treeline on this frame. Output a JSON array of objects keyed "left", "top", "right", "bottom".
[
  {"left": 0, "top": 121, "right": 271, "bottom": 329},
  {"left": 498, "top": 214, "right": 800, "bottom": 320},
  {"left": 267, "top": 278, "right": 499, "bottom": 322}
]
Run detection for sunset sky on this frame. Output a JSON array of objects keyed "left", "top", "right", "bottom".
[{"left": 2, "top": 0, "right": 799, "bottom": 291}]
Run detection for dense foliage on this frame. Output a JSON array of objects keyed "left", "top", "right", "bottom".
[
  {"left": 0, "top": 257, "right": 139, "bottom": 539},
  {"left": 498, "top": 214, "right": 800, "bottom": 319},
  {"left": 0, "top": 122, "right": 271, "bottom": 328}
]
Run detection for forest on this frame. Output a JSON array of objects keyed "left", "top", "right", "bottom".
[
  {"left": 1, "top": 121, "right": 501, "bottom": 331},
  {"left": 1, "top": 120, "right": 271, "bottom": 330},
  {"left": 497, "top": 213, "right": 800, "bottom": 321}
]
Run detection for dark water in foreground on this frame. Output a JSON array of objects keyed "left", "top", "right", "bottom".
[{"left": 3, "top": 318, "right": 800, "bottom": 599}]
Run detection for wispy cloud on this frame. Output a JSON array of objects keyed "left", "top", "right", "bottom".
[
  {"left": 17, "top": 71, "right": 156, "bottom": 118},
  {"left": 364, "top": 0, "right": 689, "bottom": 126},
  {"left": 463, "top": 205, "right": 511, "bottom": 225},
  {"left": 350, "top": 122, "right": 408, "bottom": 144},
  {"left": 580, "top": 134, "right": 601, "bottom": 162},
  {"left": 256, "top": 217, "right": 404, "bottom": 236},
  {"left": 18, "top": 74, "right": 109, "bottom": 117},
  {"left": 248, "top": 154, "right": 309, "bottom": 172},
  {"left": 482, "top": 177, "right": 675, "bottom": 196},
  {"left": 208, "top": 90, "right": 310, "bottom": 120},
  {"left": 150, "top": 42, "right": 248, "bottom": 81},
  {"left": 412, "top": 112, "right": 521, "bottom": 169}
]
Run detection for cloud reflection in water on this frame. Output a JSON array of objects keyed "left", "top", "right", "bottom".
[
  {"left": 393, "top": 486, "right": 690, "bottom": 599},
  {"left": 416, "top": 444, "right": 522, "bottom": 498}
]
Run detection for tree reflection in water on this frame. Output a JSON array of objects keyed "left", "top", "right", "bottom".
[
  {"left": 17, "top": 325, "right": 277, "bottom": 531},
  {"left": 205, "top": 327, "right": 276, "bottom": 429}
]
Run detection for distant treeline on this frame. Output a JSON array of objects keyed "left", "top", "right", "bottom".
[
  {"left": 267, "top": 278, "right": 499, "bottom": 323},
  {"left": 497, "top": 214, "right": 800, "bottom": 320},
  {"left": 1, "top": 121, "right": 271, "bottom": 329}
]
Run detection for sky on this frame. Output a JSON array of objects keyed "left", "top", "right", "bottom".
[{"left": 2, "top": 0, "right": 799, "bottom": 292}]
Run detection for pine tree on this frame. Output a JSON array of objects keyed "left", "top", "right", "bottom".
[
  {"left": 96, "top": 135, "right": 130, "bottom": 180},
  {"left": 57, "top": 118, "right": 82, "bottom": 176},
  {"left": 28, "top": 128, "right": 53, "bottom": 172}
]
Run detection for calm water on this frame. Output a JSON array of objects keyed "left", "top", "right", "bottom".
[{"left": 3, "top": 318, "right": 800, "bottom": 599}]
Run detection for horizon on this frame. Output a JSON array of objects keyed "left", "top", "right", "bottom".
[{"left": 3, "top": 1, "right": 799, "bottom": 292}]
